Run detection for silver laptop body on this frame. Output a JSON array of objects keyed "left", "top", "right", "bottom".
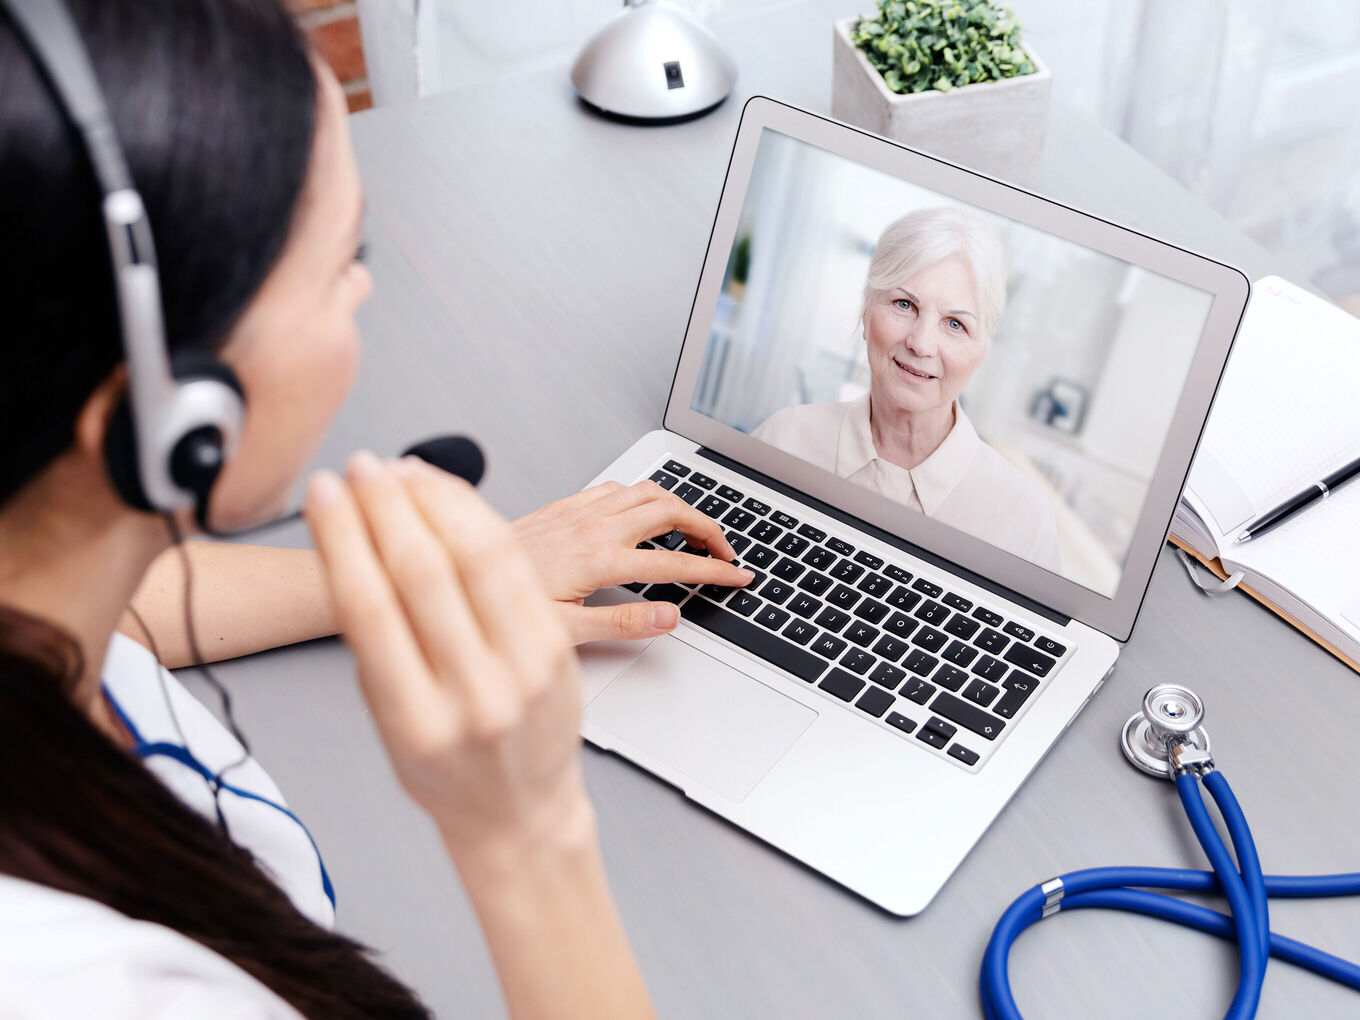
[{"left": 577, "top": 97, "right": 1250, "bottom": 916}]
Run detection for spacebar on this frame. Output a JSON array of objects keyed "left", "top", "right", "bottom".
[{"left": 681, "top": 598, "right": 827, "bottom": 683}]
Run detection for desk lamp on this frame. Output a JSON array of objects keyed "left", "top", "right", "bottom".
[{"left": 571, "top": 0, "right": 737, "bottom": 122}]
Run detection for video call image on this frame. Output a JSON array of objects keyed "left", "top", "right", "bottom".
[{"left": 692, "top": 130, "right": 1216, "bottom": 597}]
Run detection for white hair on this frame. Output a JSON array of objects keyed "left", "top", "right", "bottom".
[{"left": 862, "top": 207, "right": 1007, "bottom": 339}]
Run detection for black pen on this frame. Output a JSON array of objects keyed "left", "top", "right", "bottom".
[{"left": 1234, "top": 453, "right": 1360, "bottom": 543}]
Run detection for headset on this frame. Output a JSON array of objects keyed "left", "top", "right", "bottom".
[{"left": 2, "top": 0, "right": 245, "bottom": 530}]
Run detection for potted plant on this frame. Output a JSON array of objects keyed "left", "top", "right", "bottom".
[{"left": 832, "top": 0, "right": 1051, "bottom": 187}]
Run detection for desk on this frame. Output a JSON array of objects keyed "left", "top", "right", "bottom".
[{"left": 201, "top": 3, "right": 1360, "bottom": 1016}]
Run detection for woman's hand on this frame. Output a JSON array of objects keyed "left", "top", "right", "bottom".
[
  {"left": 512, "top": 480, "right": 754, "bottom": 644},
  {"left": 304, "top": 451, "right": 587, "bottom": 854}
]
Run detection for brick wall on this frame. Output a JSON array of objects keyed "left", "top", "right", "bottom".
[{"left": 292, "top": 0, "right": 373, "bottom": 113}]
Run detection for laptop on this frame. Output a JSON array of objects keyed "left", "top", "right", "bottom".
[{"left": 576, "top": 96, "right": 1249, "bottom": 916}]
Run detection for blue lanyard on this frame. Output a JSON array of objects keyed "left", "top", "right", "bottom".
[{"left": 102, "top": 684, "right": 336, "bottom": 910}]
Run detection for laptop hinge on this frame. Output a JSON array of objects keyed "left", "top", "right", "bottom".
[{"left": 697, "top": 447, "right": 1072, "bottom": 628}]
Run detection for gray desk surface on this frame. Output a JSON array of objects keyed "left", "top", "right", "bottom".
[{"left": 198, "top": 3, "right": 1360, "bottom": 1016}]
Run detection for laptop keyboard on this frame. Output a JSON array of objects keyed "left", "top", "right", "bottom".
[{"left": 626, "top": 457, "right": 1074, "bottom": 772}]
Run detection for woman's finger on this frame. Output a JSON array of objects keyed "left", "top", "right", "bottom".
[
  {"left": 525, "top": 480, "right": 629, "bottom": 520},
  {"left": 613, "top": 549, "right": 754, "bottom": 588},
  {"left": 613, "top": 498, "right": 737, "bottom": 560},
  {"left": 400, "top": 461, "right": 572, "bottom": 697},
  {"left": 303, "top": 468, "right": 446, "bottom": 736},
  {"left": 344, "top": 453, "right": 495, "bottom": 691},
  {"left": 559, "top": 600, "right": 680, "bottom": 644}
]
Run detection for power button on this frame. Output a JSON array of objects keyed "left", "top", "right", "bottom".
[{"left": 663, "top": 61, "right": 685, "bottom": 90}]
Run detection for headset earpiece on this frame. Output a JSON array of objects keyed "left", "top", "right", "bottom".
[{"left": 102, "top": 352, "right": 244, "bottom": 521}]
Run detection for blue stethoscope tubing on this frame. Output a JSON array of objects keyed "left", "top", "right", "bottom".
[{"left": 981, "top": 768, "right": 1360, "bottom": 1020}]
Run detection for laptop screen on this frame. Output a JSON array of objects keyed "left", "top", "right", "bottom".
[{"left": 687, "top": 128, "right": 1216, "bottom": 599}]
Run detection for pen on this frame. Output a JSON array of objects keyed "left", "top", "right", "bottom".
[{"left": 1234, "top": 453, "right": 1360, "bottom": 543}]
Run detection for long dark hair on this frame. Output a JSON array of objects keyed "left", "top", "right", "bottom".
[{"left": 0, "top": 1, "right": 429, "bottom": 1015}]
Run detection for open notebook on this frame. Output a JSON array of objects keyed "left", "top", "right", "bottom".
[{"left": 1171, "top": 276, "right": 1360, "bottom": 672}]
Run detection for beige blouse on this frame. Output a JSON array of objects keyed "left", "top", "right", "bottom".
[{"left": 752, "top": 394, "right": 1062, "bottom": 573}]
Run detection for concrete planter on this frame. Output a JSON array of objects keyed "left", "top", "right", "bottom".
[{"left": 831, "top": 16, "right": 1051, "bottom": 188}]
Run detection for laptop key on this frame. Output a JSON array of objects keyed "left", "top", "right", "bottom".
[
  {"left": 754, "top": 606, "right": 790, "bottom": 631},
  {"left": 855, "top": 686, "right": 895, "bottom": 718},
  {"left": 869, "top": 661, "right": 906, "bottom": 690},
  {"left": 698, "top": 584, "right": 732, "bottom": 602},
  {"left": 972, "top": 606, "right": 1004, "bottom": 627},
  {"left": 750, "top": 521, "right": 782, "bottom": 544},
  {"left": 933, "top": 664, "right": 970, "bottom": 691},
  {"left": 759, "top": 579, "right": 795, "bottom": 605},
  {"left": 930, "top": 692, "right": 1005, "bottom": 740},
  {"left": 911, "top": 578, "right": 943, "bottom": 598},
  {"left": 782, "top": 618, "right": 817, "bottom": 646},
  {"left": 1035, "top": 636, "right": 1067, "bottom": 657},
  {"left": 914, "top": 599, "right": 949, "bottom": 626},
  {"left": 831, "top": 560, "right": 865, "bottom": 583},
  {"left": 943, "top": 640, "right": 979, "bottom": 668},
  {"left": 872, "top": 634, "right": 910, "bottom": 663},
  {"left": 742, "top": 497, "right": 771, "bottom": 515},
  {"left": 681, "top": 598, "right": 826, "bottom": 683},
  {"left": 1004, "top": 670, "right": 1039, "bottom": 693},
  {"left": 797, "top": 523, "right": 827, "bottom": 543},
  {"left": 802, "top": 546, "right": 837, "bottom": 571},
  {"left": 746, "top": 545, "right": 778, "bottom": 569},
  {"left": 916, "top": 720, "right": 953, "bottom": 749},
  {"left": 840, "top": 649, "right": 876, "bottom": 675},
  {"left": 775, "top": 534, "right": 809, "bottom": 557},
  {"left": 902, "top": 678, "right": 936, "bottom": 705},
  {"left": 654, "top": 529, "right": 686, "bottom": 550},
  {"left": 1003, "top": 621, "right": 1035, "bottom": 642},
  {"left": 772, "top": 557, "right": 806, "bottom": 582},
  {"left": 944, "top": 615, "right": 980, "bottom": 640},
  {"left": 662, "top": 459, "right": 691, "bottom": 477},
  {"left": 904, "top": 650, "right": 938, "bottom": 678},
  {"left": 673, "top": 482, "right": 703, "bottom": 505},
  {"left": 623, "top": 581, "right": 647, "bottom": 593},
  {"left": 963, "top": 679, "right": 1000, "bottom": 707},
  {"left": 721, "top": 508, "right": 756, "bottom": 532},
  {"left": 883, "top": 611, "right": 919, "bottom": 639},
  {"left": 811, "top": 633, "right": 847, "bottom": 659},
  {"left": 716, "top": 484, "right": 743, "bottom": 502},
  {"left": 973, "top": 655, "right": 1008, "bottom": 682},
  {"left": 947, "top": 744, "right": 980, "bottom": 766},
  {"left": 943, "top": 592, "right": 973, "bottom": 612},
  {"left": 787, "top": 593, "right": 821, "bottom": 619},
  {"left": 815, "top": 606, "right": 851, "bottom": 632},
  {"left": 857, "top": 573, "right": 893, "bottom": 598},
  {"left": 994, "top": 682, "right": 1036, "bottom": 719},
  {"left": 884, "top": 564, "right": 912, "bottom": 585},
  {"left": 797, "top": 571, "right": 834, "bottom": 596},
  {"left": 697, "top": 496, "right": 730, "bottom": 519},
  {"left": 853, "top": 551, "right": 884, "bottom": 570},
  {"left": 828, "top": 584, "right": 861, "bottom": 610},
  {"left": 974, "top": 627, "right": 1009, "bottom": 653},
  {"left": 885, "top": 711, "right": 917, "bottom": 735},
  {"left": 1002, "top": 644, "right": 1056, "bottom": 677},
  {"left": 644, "top": 584, "right": 689, "bottom": 604},
  {"left": 827, "top": 537, "right": 855, "bottom": 557},
  {"left": 690, "top": 472, "right": 717, "bottom": 490},
  {"left": 728, "top": 533, "right": 753, "bottom": 556},
  {"left": 819, "top": 669, "right": 866, "bottom": 702},
  {"left": 728, "top": 590, "right": 761, "bottom": 617},
  {"left": 649, "top": 469, "right": 679, "bottom": 490},
  {"left": 853, "top": 599, "right": 890, "bottom": 624},
  {"left": 844, "top": 621, "right": 877, "bottom": 647},
  {"left": 914, "top": 627, "right": 948, "bottom": 653},
  {"left": 771, "top": 511, "right": 799, "bottom": 529},
  {"left": 887, "top": 586, "right": 922, "bottom": 612}
]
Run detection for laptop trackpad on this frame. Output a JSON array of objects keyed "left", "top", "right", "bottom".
[{"left": 584, "top": 636, "right": 817, "bottom": 802}]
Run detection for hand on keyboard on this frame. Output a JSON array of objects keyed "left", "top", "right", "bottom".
[{"left": 512, "top": 479, "right": 754, "bottom": 644}]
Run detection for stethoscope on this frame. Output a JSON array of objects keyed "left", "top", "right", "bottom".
[{"left": 980, "top": 683, "right": 1360, "bottom": 1020}]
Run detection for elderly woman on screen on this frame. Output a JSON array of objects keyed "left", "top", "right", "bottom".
[{"left": 753, "top": 207, "right": 1062, "bottom": 572}]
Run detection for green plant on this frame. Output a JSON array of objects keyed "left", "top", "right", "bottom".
[{"left": 851, "top": 0, "right": 1035, "bottom": 96}]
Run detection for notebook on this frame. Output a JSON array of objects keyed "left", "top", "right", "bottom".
[{"left": 1171, "top": 275, "right": 1360, "bottom": 671}]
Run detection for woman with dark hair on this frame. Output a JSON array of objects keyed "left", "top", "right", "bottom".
[{"left": 0, "top": 0, "right": 751, "bottom": 1015}]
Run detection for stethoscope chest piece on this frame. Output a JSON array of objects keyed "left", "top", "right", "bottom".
[{"left": 1121, "top": 683, "right": 1211, "bottom": 778}]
